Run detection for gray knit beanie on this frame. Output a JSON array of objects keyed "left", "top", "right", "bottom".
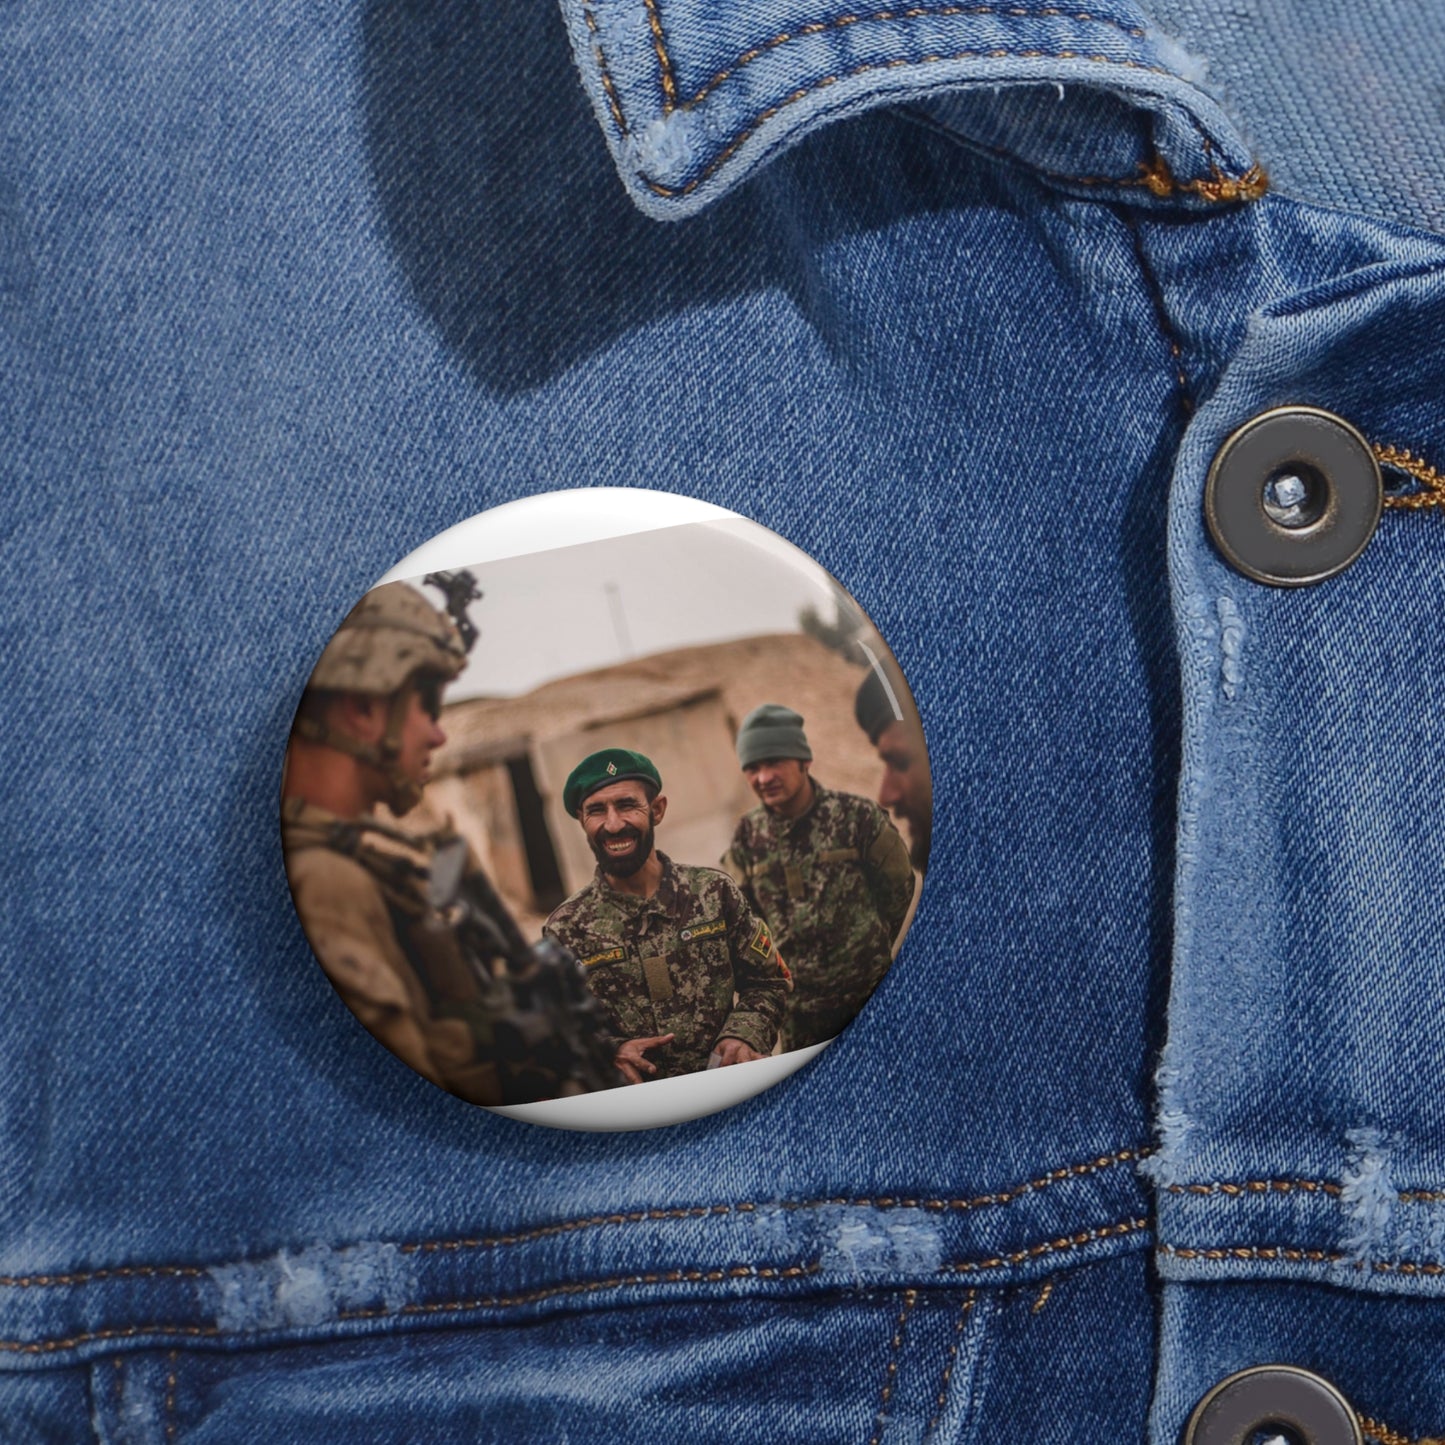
[{"left": 736, "top": 704, "right": 812, "bottom": 767}]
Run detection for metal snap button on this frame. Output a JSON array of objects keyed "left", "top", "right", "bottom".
[
  {"left": 1183, "top": 1365, "right": 1363, "bottom": 1445},
  {"left": 1204, "top": 406, "right": 1382, "bottom": 586}
]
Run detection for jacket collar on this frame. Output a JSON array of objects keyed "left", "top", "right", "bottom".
[{"left": 558, "top": 0, "right": 1262, "bottom": 219}]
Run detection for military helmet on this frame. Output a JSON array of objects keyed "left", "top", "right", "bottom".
[
  {"left": 295, "top": 580, "right": 472, "bottom": 817},
  {"left": 308, "top": 582, "right": 467, "bottom": 696}
]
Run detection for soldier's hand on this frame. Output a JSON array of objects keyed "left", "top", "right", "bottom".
[
  {"left": 615, "top": 1033, "right": 675, "bottom": 1084},
  {"left": 711, "top": 1037, "right": 766, "bottom": 1067}
]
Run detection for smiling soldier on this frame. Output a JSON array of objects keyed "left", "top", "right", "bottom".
[
  {"left": 721, "top": 704, "right": 915, "bottom": 1050},
  {"left": 543, "top": 748, "right": 792, "bottom": 1083}
]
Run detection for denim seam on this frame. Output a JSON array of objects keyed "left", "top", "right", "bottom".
[
  {"left": 164, "top": 1349, "right": 178, "bottom": 1442},
  {"left": 894, "top": 106, "right": 1267, "bottom": 213},
  {"left": 1165, "top": 1178, "right": 1343, "bottom": 1198},
  {"left": 660, "top": 6, "right": 1149, "bottom": 114},
  {"left": 940, "top": 1217, "right": 1149, "bottom": 1272},
  {"left": 398, "top": 1146, "right": 1151, "bottom": 1260},
  {"left": 867, "top": 1287, "right": 919, "bottom": 1445},
  {"left": 1119, "top": 208, "right": 1195, "bottom": 417},
  {"left": 1164, "top": 1178, "right": 1445, "bottom": 1202},
  {"left": 1157, "top": 1243, "right": 1445, "bottom": 1276},
  {"left": 590, "top": 2, "right": 1269, "bottom": 201},
  {"left": 1375, "top": 443, "right": 1445, "bottom": 510},
  {"left": 583, "top": 7, "right": 629, "bottom": 132},
  {"left": 643, "top": 0, "right": 677, "bottom": 107},
  {"left": 601, "top": 6, "right": 1150, "bottom": 135},
  {"left": 924, "top": 1290, "right": 977, "bottom": 1436},
  {"left": 1029, "top": 1276, "right": 1055, "bottom": 1312},
  {"left": 0, "top": 1147, "right": 1147, "bottom": 1300},
  {"left": 633, "top": 51, "right": 1214, "bottom": 200},
  {"left": 0, "top": 1218, "right": 1148, "bottom": 1356}
]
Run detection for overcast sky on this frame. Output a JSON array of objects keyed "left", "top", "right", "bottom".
[{"left": 407, "top": 517, "right": 865, "bottom": 699}]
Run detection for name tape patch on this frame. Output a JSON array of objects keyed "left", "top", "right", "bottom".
[
  {"left": 679, "top": 918, "right": 727, "bottom": 943},
  {"left": 579, "top": 946, "right": 626, "bottom": 968}
]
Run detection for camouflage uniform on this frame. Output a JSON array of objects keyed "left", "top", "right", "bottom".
[
  {"left": 282, "top": 579, "right": 618, "bottom": 1105},
  {"left": 543, "top": 852, "right": 791, "bottom": 1079},
  {"left": 283, "top": 799, "right": 517, "bottom": 1104},
  {"left": 722, "top": 781, "right": 915, "bottom": 1049}
]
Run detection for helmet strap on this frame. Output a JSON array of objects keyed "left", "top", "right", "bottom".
[{"left": 293, "top": 684, "right": 423, "bottom": 815}]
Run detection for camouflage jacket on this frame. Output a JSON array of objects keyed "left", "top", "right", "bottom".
[
  {"left": 282, "top": 800, "right": 610, "bottom": 1105},
  {"left": 721, "top": 781, "right": 915, "bottom": 1049},
  {"left": 542, "top": 852, "right": 790, "bottom": 1079}
]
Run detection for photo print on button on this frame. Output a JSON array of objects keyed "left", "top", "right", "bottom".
[{"left": 279, "top": 489, "right": 930, "bottom": 1130}]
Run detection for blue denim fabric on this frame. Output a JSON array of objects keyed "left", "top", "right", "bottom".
[{"left": 3, "top": 0, "right": 1444, "bottom": 1440}]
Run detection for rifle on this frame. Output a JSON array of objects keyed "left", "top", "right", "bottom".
[{"left": 428, "top": 837, "right": 623, "bottom": 1100}]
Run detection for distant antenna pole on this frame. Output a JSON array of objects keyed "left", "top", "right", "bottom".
[{"left": 604, "top": 582, "right": 633, "bottom": 660}]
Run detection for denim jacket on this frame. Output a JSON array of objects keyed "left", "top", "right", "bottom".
[{"left": 3, "top": 0, "right": 1444, "bottom": 1440}]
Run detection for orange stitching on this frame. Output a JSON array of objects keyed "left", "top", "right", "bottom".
[
  {"left": 645, "top": 51, "right": 1165, "bottom": 197},
  {"left": 1360, "top": 1414, "right": 1445, "bottom": 1445},
  {"left": 113, "top": 1355, "right": 124, "bottom": 1412},
  {"left": 639, "top": 52, "right": 1263, "bottom": 200},
  {"left": 924, "top": 122, "right": 1260, "bottom": 200},
  {"left": 1363, "top": 1418, "right": 1414, "bottom": 1445},
  {"left": 1160, "top": 1243, "right": 1345, "bottom": 1264},
  {"left": 941, "top": 1216, "right": 1150, "bottom": 1273},
  {"left": 399, "top": 1146, "right": 1149, "bottom": 1257},
  {"left": 1136, "top": 151, "right": 1269, "bottom": 202},
  {"left": 388, "top": 1260, "right": 822, "bottom": 1317},
  {"left": 868, "top": 1288, "right": 919, "bottom": 1445},
  {"left": 583, "top": 6, "right": 628, "bottom": 133},
  {"left": 164, "top": 1349, "right": 178, "bottom": 1442},
  {"left": 0, "top": 1263, "right": 206, "bottom": 1288},
  {"left": 1375, "top": 444, "right": 1445, "bottom": 511},
  {"left": 925, "top": 1290, "right": 977, "bottom": 1435},
  {"left": 643, "top": 0, "right": 677, "bottom": 108},
  {"left": 684, "top": 5, "right": 1148, "bottom": 109},
  {"left": 0, "top": 1147, "right": 1150, "bottom": 1295},
  {"left": 1121, "top": 208, "right": 1192, "bottom": 416},
  {"left": 1164, "top": 1177, "right": 1445, "bottom": 1203},
  {"left": 1030, "top": 1277, "right": 1055, "bottom": 1313},
  {"left": 0, "top": 1213, "right": 1150, "bottom": 1356},
  {"left": 0, "top": 1323, "right": 224, "bottom": 1357},
  {"left": 1159, "top": 1242, "right": 1445, "bottom": 1276},
  {"left": 583, "top": 3, "right": 1265, "bottom": 204},
  {"left": 1165, "top": 1178, "right": 1343, "bottom": 1198}
]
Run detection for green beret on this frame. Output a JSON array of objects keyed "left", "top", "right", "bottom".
[{"left": 563, "top": 748, "right": 663, "bottom": 817}]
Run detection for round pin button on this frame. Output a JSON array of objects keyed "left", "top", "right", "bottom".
[
  {"left": 1183, "top": 1365, "right": 1363, "bottom": 1445},
  {"left": 1204, "top": 406, "right": 1382, "bottom": 586},
  {"left": 281, "top": 489, "right": 930, "bottom": 1129}
]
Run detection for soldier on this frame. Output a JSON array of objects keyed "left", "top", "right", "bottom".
[
  {"left": 721, "top": 703, "right": 915, "bottom": 1050},
  {"left": 854, "top": 661, "right": 933, "bottom": 873},
  {"left": 281, "top": 576, "right": 618, "bottom": 1105},
  {"left": 543, "top": 748, "right": 792, "bottom": 1084}
]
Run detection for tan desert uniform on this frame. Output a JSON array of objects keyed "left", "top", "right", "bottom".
[{"left": 283, "top": 799, "right": 506, "bottom": 1104}]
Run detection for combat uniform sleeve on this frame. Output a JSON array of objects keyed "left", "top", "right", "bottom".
[
  {"left": 862, "top": 805, "right": 916, "bottom": 944},
  {"left": 716, "top": 875, "right": 791, "bottom": 1056},
  {"left": 718, "top": 822, "right": 760, "bottom": 913},
  {"left": 286, "top": 847, "right": 469, "bottom": 1089}
]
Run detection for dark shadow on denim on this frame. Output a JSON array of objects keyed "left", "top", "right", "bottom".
[{"left": 358, "top": 0, "right": 979, "bottom": 395}]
